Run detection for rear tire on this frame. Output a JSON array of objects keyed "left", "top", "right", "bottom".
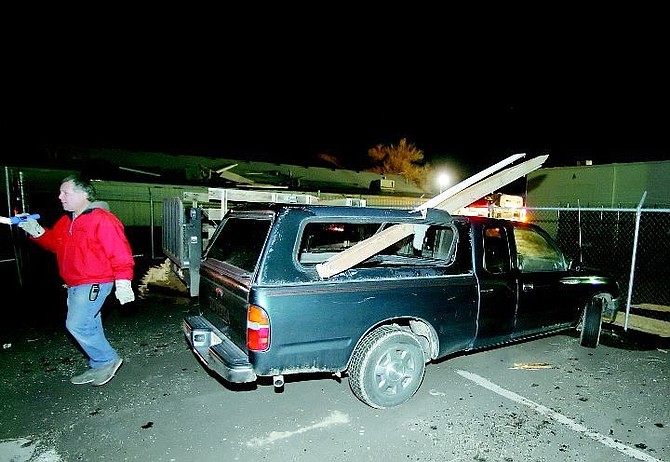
[
  {"left": 348, "top": 325, "right": 426, "bottom": 409},
  {"left": 580, "top": 296, "right": 603, "bottom": 348}
]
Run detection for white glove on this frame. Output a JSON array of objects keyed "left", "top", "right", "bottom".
[
  {"left": 18, "top": 218, "right": 45, "bottom": 238},
  {"left": 115, "top": 279, "right": 135, "bottom": 305}
]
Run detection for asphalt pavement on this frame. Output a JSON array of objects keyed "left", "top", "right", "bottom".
[{"left": 1, "top": 284, "right": 668, "bottom": 462}]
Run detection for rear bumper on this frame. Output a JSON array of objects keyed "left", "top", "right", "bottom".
[{"left": 183, "top": 315, "right": 257, "bottom": 383}]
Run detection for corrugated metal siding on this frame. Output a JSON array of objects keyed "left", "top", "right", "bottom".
[{"left": 94, "top": 182, "right": 208, "bottom": 227}]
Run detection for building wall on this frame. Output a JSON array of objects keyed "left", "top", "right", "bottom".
[
  {"left": 2, "top": 165, "right": 426, "bottom": 231},
  {"left": 526, "top": 161, "right": 670, "bottom": 208},
  {"left": 81, "top": 148, "right": 428, "bottom": 197}
]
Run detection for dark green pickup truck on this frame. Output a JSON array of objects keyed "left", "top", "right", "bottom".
[{"left": 182, "top": 204, "right": 620, "bottom": 409}]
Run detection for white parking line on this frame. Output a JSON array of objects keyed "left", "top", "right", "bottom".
[
  {"left": 456, "top": 370, "right": 663, "bottom": 462},
  {"left": 0, "top": 438, "right": 63, "bottom": 462},
  {"left": 245, "top": 410, "right": 350, "bottom": 447}
]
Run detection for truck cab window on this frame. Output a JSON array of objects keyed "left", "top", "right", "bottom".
[
  {"left": 483, "top": 226, "right": 510, "bottom": 274},
  {"left": 513, "top": 226, "right": 567, "bottom": 272}
]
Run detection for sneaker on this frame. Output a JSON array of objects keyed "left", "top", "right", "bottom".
[
  {"left": 91, "top": 357, "right": 124, "bottom": 387},
  {"left": 70, "top": 368, "right": 98, "bottom": 385}
]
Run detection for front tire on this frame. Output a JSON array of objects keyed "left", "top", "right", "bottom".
[
  {"left": 348, "top": 325, "right": 426, "bottom": 409},
  {"left": 580, "top": 296, "right": 603, "bottom": 348}
]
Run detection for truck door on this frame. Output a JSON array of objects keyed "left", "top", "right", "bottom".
[
  {"left": 472, "top": 224, "right": 517, "bottom": 348},
  {"left": 511, "top": 224, "right": 573, "bottom": 337}
]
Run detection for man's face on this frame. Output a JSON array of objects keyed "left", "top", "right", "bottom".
[{"left": 58, "top": 181, "right": 88, "bottom": 213}]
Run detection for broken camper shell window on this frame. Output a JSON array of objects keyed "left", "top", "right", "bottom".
[{"left": 298, "top": 221, "right": 458, "bottom": 267}]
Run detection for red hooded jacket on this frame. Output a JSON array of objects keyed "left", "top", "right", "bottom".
[{"left": 32, "top": 202, "right": 134, "bottom": 287}]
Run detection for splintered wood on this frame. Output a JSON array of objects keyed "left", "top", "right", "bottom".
[
  {"left": 315, "top": 154, "right": 549, "bottom": 279},
  {"left": 138, "top": 258, "right": 189, "bottom": 297}
]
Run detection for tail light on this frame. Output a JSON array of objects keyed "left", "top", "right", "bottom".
[{"left": 247, "top": 305, "right": 270, "bottom": 351}]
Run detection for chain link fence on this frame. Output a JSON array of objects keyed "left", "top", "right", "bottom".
[
  {"left": 323, "top": 193, "right": 670, "bottom": 311},
  {"left": 526, "top": 206, "right": 670, "bottom": 309}
]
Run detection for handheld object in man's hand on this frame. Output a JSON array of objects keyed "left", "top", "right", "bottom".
[{"left": 0, "top": 214, "right": 41, "bottom": 225}]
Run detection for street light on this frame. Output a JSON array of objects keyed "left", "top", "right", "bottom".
[{"left": 437, "top": 171, "right": 451, "bottom": 193}]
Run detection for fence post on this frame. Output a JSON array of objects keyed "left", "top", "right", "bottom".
[
  {"left": 577, "top": 199, "right": 583, "bottom": 266},
  {"left": 4, "top": 167, "right": 24, "bottom": 287},
  {"left": 624, "top": 191, "right": 647, "bottom": 331},
  {"left": 149, "top": 187, "right": 155, "bottom": 260}
]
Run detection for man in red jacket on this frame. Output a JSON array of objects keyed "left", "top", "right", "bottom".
[{"left": 19, "top": 173, "right": 135, "bottom": 386}]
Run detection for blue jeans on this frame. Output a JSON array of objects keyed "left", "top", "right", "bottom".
[{"left": 65, "top": 282, "right": 119, "bottom": 369}]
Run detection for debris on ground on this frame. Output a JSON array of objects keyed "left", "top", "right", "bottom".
[
  {"left": 510, "top": 362, "right": 553, "bottom": 370},
  {"left": 138, "top": 258, "right": 188, "bottom": 297}
]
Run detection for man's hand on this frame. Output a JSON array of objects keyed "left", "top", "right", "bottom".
[
  {"left": 18, "top": 218, "right": 45, "bottom": 238},
  {"left": 115, "top": 279, "right": 135, "bottom": 305}
]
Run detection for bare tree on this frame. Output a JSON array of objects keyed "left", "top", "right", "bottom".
[{"left": 367, "top": 138, "right": 429, "bottom": 187}]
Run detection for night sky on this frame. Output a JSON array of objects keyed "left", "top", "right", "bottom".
[
  {"left": 5, "top": 23, "right": 669, "bottom": 180},
  {"left": 9, "top": 83, "right": 668, "bottom": 176}
]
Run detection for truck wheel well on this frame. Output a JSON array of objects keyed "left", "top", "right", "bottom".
[{"left": 377, "top": 318, "right": 438, "bottom": 361}]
